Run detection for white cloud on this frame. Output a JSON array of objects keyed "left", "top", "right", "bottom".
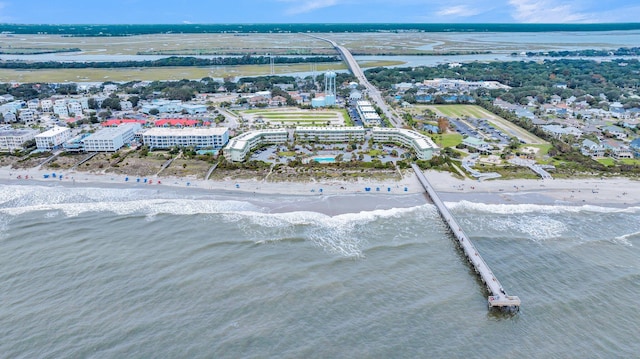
[
  {"left": 278, "top": 0, "right": 341, "bottom": 15},
  {"left": 436, "top": 5, "right": 482, "bottom": 17},
  {"left": 508, "top": 0, "right": 592, "bottom": 23}
]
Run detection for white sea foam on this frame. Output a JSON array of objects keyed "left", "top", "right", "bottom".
[
  {"left": 446, "top": 200, "right": 640, "bottom": 215},
  {"left": 0, "top": 198, "right": 263, "bottom": 217},
  {"left": 612, "top": 231, "right": 640, "bottom": 247},
  {"left": 0, "top": 184, "right": 433, "bottom": 257},
  {"left": 227, "top": 205, "right": 432, "bottom": 257},
  {"left": 460, "top": 213, "right": 569, "bottom": 241}
]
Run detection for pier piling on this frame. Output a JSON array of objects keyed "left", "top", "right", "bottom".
[{"left": 412, "top": 164, "right": 520, "bottom": 310}]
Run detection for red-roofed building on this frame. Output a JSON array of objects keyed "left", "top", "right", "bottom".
[
  {"left": 102, "top": 119, "right": 147, "bottom": 127},
  {"left": 154, "top": 118, "right": 201, "bottom": 127}
]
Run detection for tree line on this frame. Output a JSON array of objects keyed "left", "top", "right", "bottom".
[
  {"left": 365, "top": 59, "right": 640, "bottom": 105},
  {"left": 0, "top": 55, "right": 340, "bottom": 70},
  {"left": 519, "top": 47, "right": 640, "bottom": 57}
]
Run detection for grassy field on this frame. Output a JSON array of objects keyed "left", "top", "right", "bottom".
[
  {"left": 598, "top": 158, "right": 640, "bottom": 166},
  {"left": 0, "top": 32, "right": 523, "bottom": 57},
  {"left": 426, "top": 104, "right": 547, "bottom": 145},
  {"left": 430, "top": 133, "right": 463, "bottom": 148},
  {"left": 597, "top": 158, "right": 616, "bottom": 166},
  {"left": 241, "top": 107, "right": 347, "bottom": 126}
]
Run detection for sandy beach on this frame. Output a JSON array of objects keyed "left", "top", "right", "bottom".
[
  {"left": 424, "top": 170, "right": 640, "bottom": 207},
  {"left": 2, "top": 165, "right": 639, "bottom": 208}
]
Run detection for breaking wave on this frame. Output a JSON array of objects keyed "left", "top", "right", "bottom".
[{"left": 445, "top": 200, "right": 640, "bottom": 215}]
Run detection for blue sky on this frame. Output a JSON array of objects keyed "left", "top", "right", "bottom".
[{"left": 1, "top": 0, "right": 638, "bottom": 24}]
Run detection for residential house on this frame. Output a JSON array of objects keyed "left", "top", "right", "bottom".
[
  {"left": 603, "top": 139, "right": 633, "bottom": 159},
  {"left": 581, "top": 139, "right": 605, "bottom": 158},
  {"left": 602, "top": 125, "right": 627, "bottom": 140},
  {"left": 542, "top": 125, "right": 583, "bottom": 139}
]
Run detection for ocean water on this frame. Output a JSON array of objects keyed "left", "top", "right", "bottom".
[{"left": 1, "top": 183, "right": 639, "bottom": 358}]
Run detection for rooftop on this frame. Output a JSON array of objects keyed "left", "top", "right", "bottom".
[{"left": 143, "top": 127, "right": 228, "bottom": 137}]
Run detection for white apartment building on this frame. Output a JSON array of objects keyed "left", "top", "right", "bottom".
[
  {"left": 80, "top": 97, "right": 90, "bottom": 110},
  {"left": 0, "top": 128, "right": 37, "bottom": 151},
  {"left": 82, "top": 123, "right": 142, "bottom": 152},
  {"left": 40, "top": 99, "right": 53, "bottom": 112},
  {"left": 294, "top": 126, "right": 365, "bottom": 142},
  {"left": 372, "top": 127, "right": 439, "bottom": 160},
  {"left": 18, "top": 109, "right": 37, "bottom": 124},
  {"left": 53, "top": 99, "right": 69, "bottom": 117},
  {"left": 35, "top": 126, "right": 72, "bottom": 151},
  {"left": 225, "top": 129, "right": 288, "bottom": 162},
  {"left": 356, "top": 100, "right": 382, "bottom": 126},
  {"left": 1, "top": 112, "right": 16, "bottom": 123},
  {"left": 68, "top": 101, "right": 83, "bottom": 116},
  {"left": 142, "top": 127, "right": 229, "bottom": 150},
  {"left": 0, "top": 101, "right": 23, "bottom": 115},
  {"left": 27, "top": 99, "right": 40, "bottom": 111}
]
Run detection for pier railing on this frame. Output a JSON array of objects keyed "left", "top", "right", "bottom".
[{"left": 411, "top": 164, "right": 520, "bottom": 310}]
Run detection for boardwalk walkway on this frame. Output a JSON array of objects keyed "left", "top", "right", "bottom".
[{"left": 412, "top": 164, "right": 521, "bottom": 310}]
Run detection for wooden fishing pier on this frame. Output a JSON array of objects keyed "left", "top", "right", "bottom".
[{"left": 412, "top": 164, "right": 521, "bottom": 310}]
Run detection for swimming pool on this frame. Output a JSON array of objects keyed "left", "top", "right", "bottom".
[{"left": 313, "top": 157, "right": 336, "bottom": 163}]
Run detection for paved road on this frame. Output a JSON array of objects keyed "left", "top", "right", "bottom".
[
  {"left": 218, "top": 107, "right": 239, "bottom": 129},
  {"left": 310, "top": 35, "right": 403, "bottom": 128}
]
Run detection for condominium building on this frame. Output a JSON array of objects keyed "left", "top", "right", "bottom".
[
  {"left": 294, "top": 126, "right": 365, "bottom": 142},
  {"left": 67, "top": 101, "right": 83, "bottom": 116},
  {"left": 82, "top": 123, "right": 142, "bottom": 152},
  {"left": 225, "top": 129, "right": 289, "bottom": 162},
  {"left": 27, "top": 99, "right": 40, "bottom": 111},
  {"left": 0, "top": 128, "right": 37, "bottom": 151},
  {"left": 53, "top": 100, "right": 69, "bottom": 117},
  {"left": 40, "top": 100, "right": 53, "bottom": 112},
  {"left": 35, "top": 126, "right": 72, "bottom": 151},
  {"left": 18, "top": 109, "right": 37, "bottom": 124},
  {"left": 142, "top": 127, "right": 229, "bottom": 150},
  {"left": 356, "top": 100, "right": 382, "bottom": 126},
  {"left": 372, "top": 127, "right": 439, "bottom": 160}
]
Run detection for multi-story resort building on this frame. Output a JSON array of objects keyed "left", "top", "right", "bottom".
[
  {"left": 27, "top": 99, "right": 40, "bottom": 111},
  {"left": 53, "top": 101, "right": 69, "bottom": 117},
  {"left": 82, "top": 123, "right": 142, "bottom": 152},
  {"left": 294, "top": 126, "right": 365, "bottom": 142},
  {"left": 18, "top": 109, "right": 37, "bottom": 125},
  {"left": 356, "top": 101, "right": 382, "bottom": 126},
  {"left": 67, "top": 101, "right": 83, "bottom": 116},
  {"left": 40, "top": 100, "right": 53, "bottom": 112},
  {"left": 35, "top": 126, "right": 72, "bottom": 151},
  {"left": 225, "top": 129, "right": 289, "bottom": 162},
  {"left": 142, "top": 127, "right": 229, "bottom": 150},
  {"left": 372, "top": 127, "right": 439, "bottom": 160},
  {"left": 0, "top": 127, "right": 38, "bottom": 151}
]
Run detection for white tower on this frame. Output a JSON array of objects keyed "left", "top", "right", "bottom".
[{"left": 324, "top": 71, "right": 336, "bottom": 106}]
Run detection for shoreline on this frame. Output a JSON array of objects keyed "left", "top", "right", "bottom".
[{"left": 2, "top": 166, "right": 639, "bottom": 211}]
